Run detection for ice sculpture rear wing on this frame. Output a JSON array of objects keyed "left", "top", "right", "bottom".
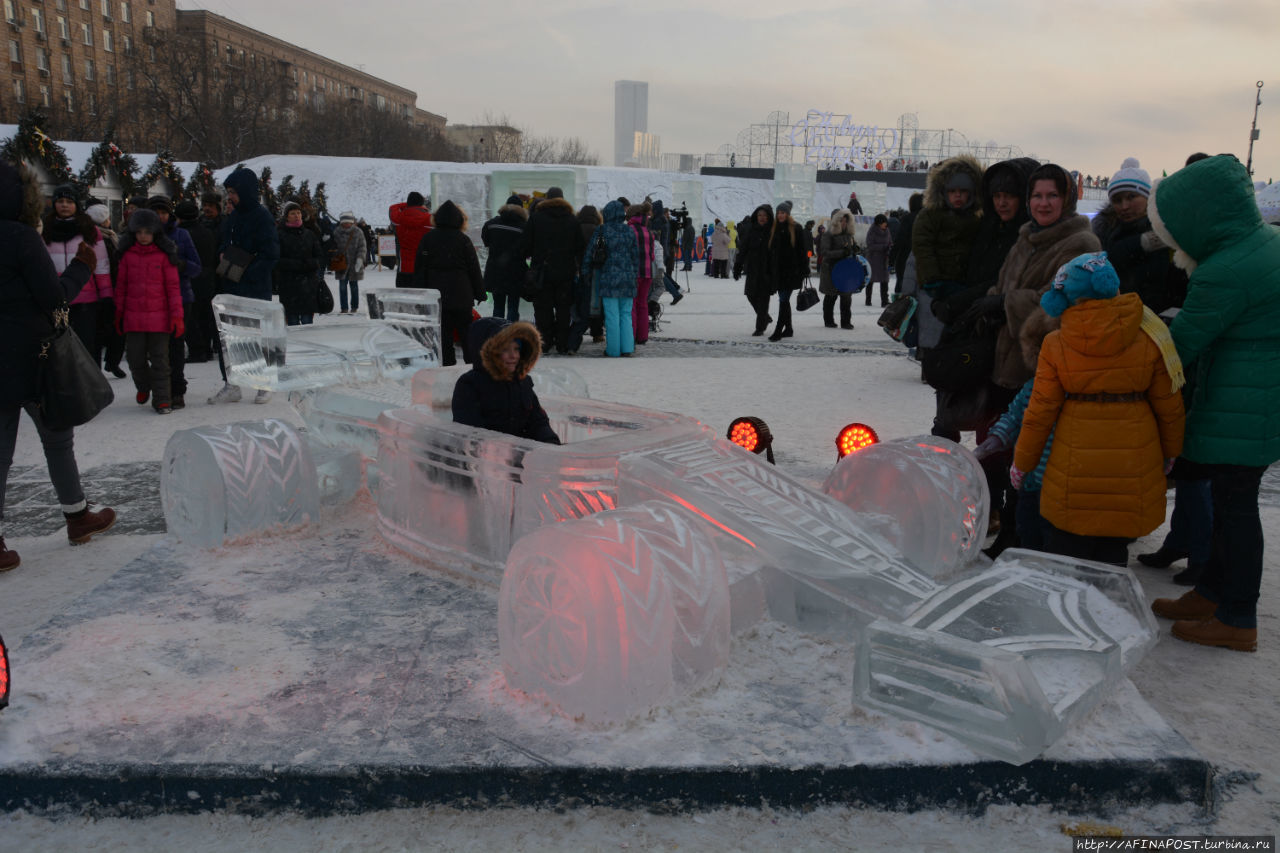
[{"left": 212, "top": 292, "right": 439, "bottom": 392}]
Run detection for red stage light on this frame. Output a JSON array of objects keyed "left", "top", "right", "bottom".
[
  {"left": 836, "top": 423, "right": 879, "bottom": 458},
  {"left": 727, "top": 417, "right": 775, "bottom": 464},
  {"left": 0, "top": 632, "right": 9, "bottom": 711}
]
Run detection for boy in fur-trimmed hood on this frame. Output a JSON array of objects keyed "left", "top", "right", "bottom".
[{"left": 451, "top": 318, "right": 561, "bottom": 444}]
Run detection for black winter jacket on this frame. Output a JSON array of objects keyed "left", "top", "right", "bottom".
[
  {"left": 521, "top": 197, "right": 584, "bottom": 284},
  {"left": 275, "top": 224, "right": 324, "bottom": 316},
  {"left": 415, "top": 200, "right": 485, "bottom": 312},
  {"left": 451, "top": 318, "right": 560, "bottom": 444},
  {"left": 480, "top": 204, "right": 528, "bottom": 297}
]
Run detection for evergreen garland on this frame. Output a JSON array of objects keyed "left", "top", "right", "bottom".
[
  {"left": 298, "top": 179, "right": 312, "bottom": 207},
  {"left": 183, "top": 161, "right": 219, "bottom": 200},
  {"left": 0, "top": 111, "right": 78, "bottom": 190},
  {"left": 313, "top": 181, "right": 330, "bottom": 216},
  {"left": 78, "top": 131, "right": 140, "bottom": 199},
  {"left": 276, "top": 174, "right": 296, "bottom": 205},
  {"left": 138, "top": 148, "right": 186, "bottom": 201},
  {"left": 259, "top": 166, "right": 279, "bottom": 217}
]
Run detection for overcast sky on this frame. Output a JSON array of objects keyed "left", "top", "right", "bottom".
[{"left": 178, "top": 0, "right": 1278, "bottom": 182}]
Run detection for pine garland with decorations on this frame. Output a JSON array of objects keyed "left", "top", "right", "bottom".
[
  {"left": 0, "top": 111, "right": 78, "bottom": 190},
  {"left": 313, "top": 181, "right": 330, "bottom": 216},
  {"left": 138, "top": 148, "right": 186, "bottom": 201},
  {"left": 258, "top": 166, "right": 279, "bottom": 218},
  {"left": 298, "top": 179, "right": 312, "bottom": 207},
  {"left": 183, "top": 161, "right": 219, "bottom": 200},
  {"left": 78, "top": 132, "right": 140, "bottom": 199}
]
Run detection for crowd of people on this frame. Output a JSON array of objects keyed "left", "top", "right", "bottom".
[
  {"left": 4, "top": 154, "right": 1279, "bottom": 657},
  {"left": 897, "top": 151, "right": 1280, "bottom": 653}
]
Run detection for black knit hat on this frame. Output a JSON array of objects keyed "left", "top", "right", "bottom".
[
  {"left": 546, "top": 186, "right": 564, "bottom": 199},
  {"left": 147, "top": 195, "right": 173, "bottom": 214},
  {"left": 505, "top": 194, "right": 522, "bottom": 206},
  {"left": 406, "top": 190, "right": 425, "bottom": 207},
  {"left": 201, "top": 191, "right": 223, "bottom": 207},
  {"left": 51, "top": 184, "right": 81, "bottom": 212},
  {"left": 175, "top": 199, "right": 200, "bottom": 220}
]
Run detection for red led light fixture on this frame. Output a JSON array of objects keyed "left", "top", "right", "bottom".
[
  {"left": 836, "top": 423, "right": 879, "bottom": 458},
  {"left": 727, "top": 416, "right": 775, "bottom": 464}
]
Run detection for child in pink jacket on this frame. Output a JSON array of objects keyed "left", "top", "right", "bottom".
[{"left": 114, "top": 209, "right": 183, "bottom": 414}]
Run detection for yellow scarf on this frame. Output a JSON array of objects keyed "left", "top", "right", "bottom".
[{"left": 1140, "top": 306, "right": 1185, "bottom": 392}]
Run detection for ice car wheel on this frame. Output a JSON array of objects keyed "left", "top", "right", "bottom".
[
  {"left": 498, "top": 501, "right": 730, "bottom": 722},
  {"left": 161, "top": 419, "right": 319, "bottom": 548}
]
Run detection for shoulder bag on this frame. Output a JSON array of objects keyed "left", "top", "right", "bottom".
[
  {"left": 795, "top": 277, "right": 820, "bottom": 312},
  {"left": 36, "top": 305, "right": 115, "bottom": 431},
  {"left": 215, "top": 245, "right": 256, "bottom": 283},
  {"left": 315, "top": 277, "right": 335, "bottom": 314}
]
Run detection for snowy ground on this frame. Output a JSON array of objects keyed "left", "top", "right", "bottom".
[{"left": 3, "top": 268, "right": 1278, "bottom": 850}]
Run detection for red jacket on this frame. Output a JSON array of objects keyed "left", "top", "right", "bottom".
[
  {"left": 115, "top": 243, "right": 182, "bottom": 333},
  {"left": 388, "top": 202, "right": 433, "bottom": 274}
]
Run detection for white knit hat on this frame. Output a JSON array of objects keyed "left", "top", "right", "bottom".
[
  {"left": 85, "top": 204, "right": 110, "bottom": 226},
  {"left": 339, "top": 210, "right": 357, "bottom": 223},
  {"left": 1109, "top": 157, "right": 1152, "bottom": 199}
]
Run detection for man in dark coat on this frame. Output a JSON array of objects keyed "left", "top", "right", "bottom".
[
  {"left": 481, "top": 194, "right": 529, "bottom": 323},
  {"left": 176, "top": 199, "right": 218, "bottom": 363},
  {"left": 891, "top": 192, "right": 923, "bottom": 294},
  {"left": 520, "top": 187, "right": 584, "bottom": 354},
  {"left": 680, "top": 214, "right": 696, "bottom": 271},
  {"left": 211, "top": 167, "right": 279, "bottom": 405},
  {"left": 415, "top": 200, "right": 485, "bottom": 366},
  {"left": 451, "top": 317, "right": 560, "bottom": 444}
]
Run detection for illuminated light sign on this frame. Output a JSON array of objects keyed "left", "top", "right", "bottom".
[{"left": 791, "top": 111, "right": 900, "bottom": 170}]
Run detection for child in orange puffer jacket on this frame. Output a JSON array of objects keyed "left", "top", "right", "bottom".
[
  {"left": 1012, "top": 252, "right": 1184, "bottom": 565},
  {"left": 115, "top": 209, "right": 183, "bottom": 414}
]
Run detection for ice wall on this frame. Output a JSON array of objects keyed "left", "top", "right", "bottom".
[{"left": 775, "top": 163, "right": 818, "bottom": 225}]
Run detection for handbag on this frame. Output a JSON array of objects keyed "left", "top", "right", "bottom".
[
  {"left": 328, "top": 252, "right": 348, "bottom": 274},
  {"left": 315, "top": 278, "right": 335, "bottom": 315},
  {"left": 795, "top": 279, "right": 820, "bottom": 312},
  {"left": 215, "top": 245, "right": 256, "bottom": 283},
  {"left": 36, "top": 305, "right": 115, "bottom": 431},
  {"left": 877, "top": 295, "right": 917, "bottom": 342},
  {"left": 520, "top": 264, "right": 545, "bottom": 301},
  {"left": 921, "top": 314, "right": 998, "bottom": 392}
]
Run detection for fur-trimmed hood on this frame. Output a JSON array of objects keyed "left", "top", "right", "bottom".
[
  {"left": 534, "top": 196, "right": 574, "bottom": 218},
  {"left": 827, "top": 208, "right": 854, "bottom": 235},
  {"left": 923, "top": 155, "right": 984, "bottom": 212},
  {"left": 467, "top": 318, "right": 542, "bottom": 381},
  {"left": 499, "top": 203, "right": 529, "bottom": 222},
  {"left": 0, "top": 161, "right": 42, "bottom": 225},
  {"left": 1149, "top": 154, "right": 1261, "bottom": 276}
]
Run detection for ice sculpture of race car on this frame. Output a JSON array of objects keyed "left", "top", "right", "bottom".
[{"left": 161, "top": 294, "right": 1158, "bottom": 765}]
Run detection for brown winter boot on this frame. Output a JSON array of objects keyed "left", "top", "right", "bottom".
[
  {"left": 0, "top": 537, "right": 18, "bottom": 572},
  {"left": 1151, "top": 589, "right": 1217, "bottom": 621},
  {"left": 1172, "top": 618, "right": 1258, "bottom": 652},
  {"left": 65, "top": 504, "right": 116, "bottom": 545}
]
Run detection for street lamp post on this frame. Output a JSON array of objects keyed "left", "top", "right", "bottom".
[{"left": 1247, "top": 81, "right": 1263, "bottom": 177}]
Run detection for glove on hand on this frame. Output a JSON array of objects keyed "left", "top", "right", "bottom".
[
  {"left": 172, "top": 318, "right": 185, "bottom": 338},
  {"left": 114, "top": 314, "right": 124, "bottom": 336},
  {"left": 74, "top": 241, "right": 98, "bottom": 268},
  {"left": 1009, "top": 464, "right": 1026, "bottom": 490},
  {"left": 973, "top": 435, "right": 1006, "bottom": 461},
  {"left": 1140, "top": 231, "right": 1167, "bottom": 252}
]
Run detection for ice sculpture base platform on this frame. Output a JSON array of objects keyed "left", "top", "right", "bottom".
[{"left": 0, "top": 518, "right": 1209, "bottom": 818}]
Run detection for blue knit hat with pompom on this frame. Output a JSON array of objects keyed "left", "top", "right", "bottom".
[{"left": 1040, "top": 252, "right": 1121, "bottom": 318}]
